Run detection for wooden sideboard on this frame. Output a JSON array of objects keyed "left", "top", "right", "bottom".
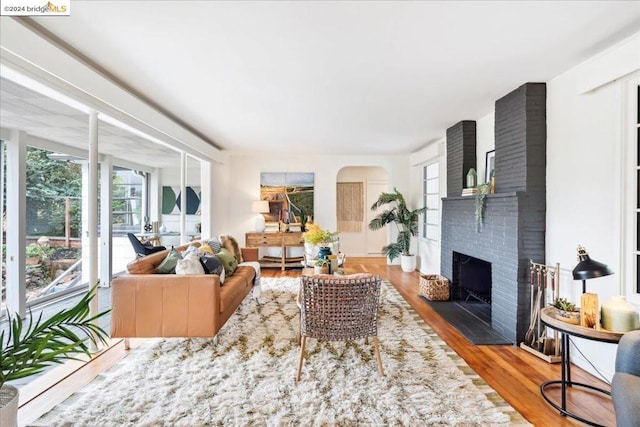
[{"left": 245, "top": 232, "right": 304, "bottom": 270}]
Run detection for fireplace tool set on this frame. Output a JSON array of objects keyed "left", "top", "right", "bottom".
[{"left": 520, "top": 260, "right": 562, "bottom": 363}]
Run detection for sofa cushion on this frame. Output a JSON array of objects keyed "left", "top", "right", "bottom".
[
  {"left": 157, "top": 247, "right": 183, "bottom": 274},
  {"left": 207, "top": 238, "right": 222, "bottom": 254},
  {"left": 181, "top": 244, "right": 200, "bottom": 258},
  {"left": 230, "top": 264, "right": 255, "bottom": 285},
  {"left": 199, "top": 243, "right": 214, "bottom": 255},
  {"left": 175, "top": 253, "right": 205, "bottom": 275},
  {"left": 200, "top": 253, "right": 224, "bottom": 276},
  {"left": 220, "top": 235, "right": 243, "bottom": 263},
  {"left": 217, "top": 248, "right": 238, "bottom": 276},
  {"left": 219, "top": 267, "right": 253, "bottom": 313}
]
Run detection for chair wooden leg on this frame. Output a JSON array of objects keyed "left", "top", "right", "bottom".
[
  {"left": 373, "top": 336, "right": 384, "bottom": 376},
  {"left": 364, "top": 337, "right": 369, "bottom": 345},
  {"left": 296, "top": 336, "right": 307, "bottom": 381}
]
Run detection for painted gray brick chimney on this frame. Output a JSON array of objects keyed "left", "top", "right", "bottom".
[
  {"left": 441, "top": 82, "right": 546, "bottom": 344},
  {"left": 446, "top": 120, "right": 477, "bottom": 197}
]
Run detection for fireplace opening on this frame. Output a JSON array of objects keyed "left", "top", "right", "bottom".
[{"left": 452, "top": 252, "right": 492, "bottom": 304}]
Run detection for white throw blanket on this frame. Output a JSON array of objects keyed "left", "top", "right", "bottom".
[{"left": 238, "top": 261, "right": 262, "bottom": 300}]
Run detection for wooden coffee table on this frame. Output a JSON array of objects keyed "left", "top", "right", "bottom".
[
  {"left": 301, "top": 268, "right": 315, "bottom": 277},
  {"left": 301, "top": 267, "right": 351, "bottom": 277}
]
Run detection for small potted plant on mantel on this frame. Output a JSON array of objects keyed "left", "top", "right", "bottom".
[
  {"left": 368, "top": 188, "right": 427, "bottom": 272},
  {"left": 0, "top": 287, "right": 109, "bottom": 426}
]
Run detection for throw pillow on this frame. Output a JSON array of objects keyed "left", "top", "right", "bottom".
[
  {"left": 156, "top": 247, "right": 182, "bottom": 274},
  {"left": 207, "top": 238, "right": 222, "bottom": 254},
  {"left": 216, "top": 247, "right": 238, "bottom": 276},
  {"left": 175, "top": 253, "right": 205, "bottom": 275},
  {"left": 220, "top": 234, "right": 243, "bottom": 263},
  {"left": 199, "top": 243, "right": 214, "bottom": 255},
  {"left": 199, "top": 253, "right": 224, "bottom": 276},
  {"left": 180, "top": 244, "right": 199, "bottom": 258}
]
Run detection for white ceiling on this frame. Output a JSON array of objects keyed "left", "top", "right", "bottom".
[
  {"left": 18, "top": 1, "right": 640, "bottom": 156},
  {"left": 0, "top": 77, "right": 182, "bottom": 168}
]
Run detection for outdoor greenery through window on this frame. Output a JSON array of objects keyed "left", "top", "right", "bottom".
[
  {"left": 1, "top": 147, "right": 149, "bottom": 310},
  {"left": 422, "top": 161, "right": 440, "bottom": 241},
  {"left": 25, "top": 147, "right": 83, "bottom": 303}
]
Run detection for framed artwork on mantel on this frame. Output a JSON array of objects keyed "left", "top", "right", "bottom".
[{"left": 485, "top": 150, "right": 495, "bottom": 183}]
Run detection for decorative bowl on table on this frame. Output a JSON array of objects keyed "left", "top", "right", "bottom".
[{"left": 555, "top": 308, "right": 580, "bottom": 325}]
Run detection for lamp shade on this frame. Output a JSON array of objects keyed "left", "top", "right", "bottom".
[
  {"left": 572, "top": 245, "right": 614, "bottom": 281},
  {"left": 252, "top": 200, "right": 270, "bottom": 213}
]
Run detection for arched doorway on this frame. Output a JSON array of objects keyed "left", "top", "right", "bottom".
[{"left": 336, "top": 166, "right": 388, "bottom": 256}]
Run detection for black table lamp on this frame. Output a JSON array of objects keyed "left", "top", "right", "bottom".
[{"left": 572, "top": 245, "right": 614, "bottom": 293}]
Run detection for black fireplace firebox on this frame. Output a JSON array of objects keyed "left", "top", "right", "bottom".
[{"left": 452, "top": 252, "right": 492, "bottom": 304}]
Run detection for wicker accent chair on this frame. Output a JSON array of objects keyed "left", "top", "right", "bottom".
[{"left": 296, "top": 274, "right": 384, "bottom": 381}]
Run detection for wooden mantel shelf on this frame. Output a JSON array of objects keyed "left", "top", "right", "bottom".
[{"left": 442, "top": 191, "right": 519, "bottom": 201}]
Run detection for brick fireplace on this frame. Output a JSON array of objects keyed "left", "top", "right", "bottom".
[{"left": 440, "top": 82, "right": 546, "bottom": 344}]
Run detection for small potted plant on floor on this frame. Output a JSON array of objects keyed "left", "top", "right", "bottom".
[
  {"left": 368, "top": 188, "right": 426, "bottom": 272},
  {"left": 0, "top": 286, "right": 109, "bottom": 426}
]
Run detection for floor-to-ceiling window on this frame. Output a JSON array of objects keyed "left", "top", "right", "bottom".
[
  {"left": 0, "top": 67, "right": 202, "bottom": 323},
  {"left": 25, "top": 147, "right": 83, "bottom": 303}
]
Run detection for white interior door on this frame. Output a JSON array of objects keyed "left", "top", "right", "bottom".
[{"left": 366, "top": 181, "right": 388, "bottom": 255}]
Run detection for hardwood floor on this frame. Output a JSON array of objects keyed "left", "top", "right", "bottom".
[{"left": 17, "top": 258, "right": 615, "bottom": 426}]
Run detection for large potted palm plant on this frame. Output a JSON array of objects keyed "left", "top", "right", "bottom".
[
  {"left": 0, "top": 286, "right": 109, "bottom": 426},
  {"left": 368, "top": 188, "right": 426, "bottom": 272}
]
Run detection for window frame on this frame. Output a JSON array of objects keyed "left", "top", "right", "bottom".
[
  {"left": 422, "top": 159, "right": 440, "bottom": 242},
  {"left": 623, "top": 75, "right": 640, "bottom": 305},
  {"left": 112, "top": 167, "right": 145, "bottom": 232}
]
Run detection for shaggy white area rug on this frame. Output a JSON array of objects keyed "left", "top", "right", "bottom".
[{"left": 36, "top": 277, "right": 530, "bottom": 426}]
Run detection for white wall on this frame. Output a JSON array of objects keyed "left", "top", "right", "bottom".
[
  {"left": 546, "top": 32, "right": 640, "bottom": 380},
  {"left": 225, "top": 153, "right": 409, "bottom": 251},
  {"left": 476, "top": 112, "right": 495, "bottom": 184}
]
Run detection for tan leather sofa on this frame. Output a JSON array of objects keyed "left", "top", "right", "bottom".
[{"left": 111, "top": 241, "right": 258, "bottom": 346}]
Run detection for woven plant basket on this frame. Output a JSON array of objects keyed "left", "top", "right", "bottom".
[{"left": 418, "top": 274, "right": 450, "bottom": 301}]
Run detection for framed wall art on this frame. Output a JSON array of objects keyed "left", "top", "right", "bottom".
[
  {"left": 485, "top": 150, "right": 495, "bottom": 183},
  {"left": 260, "top": 172, "right": 314, "bottom": 224}
]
